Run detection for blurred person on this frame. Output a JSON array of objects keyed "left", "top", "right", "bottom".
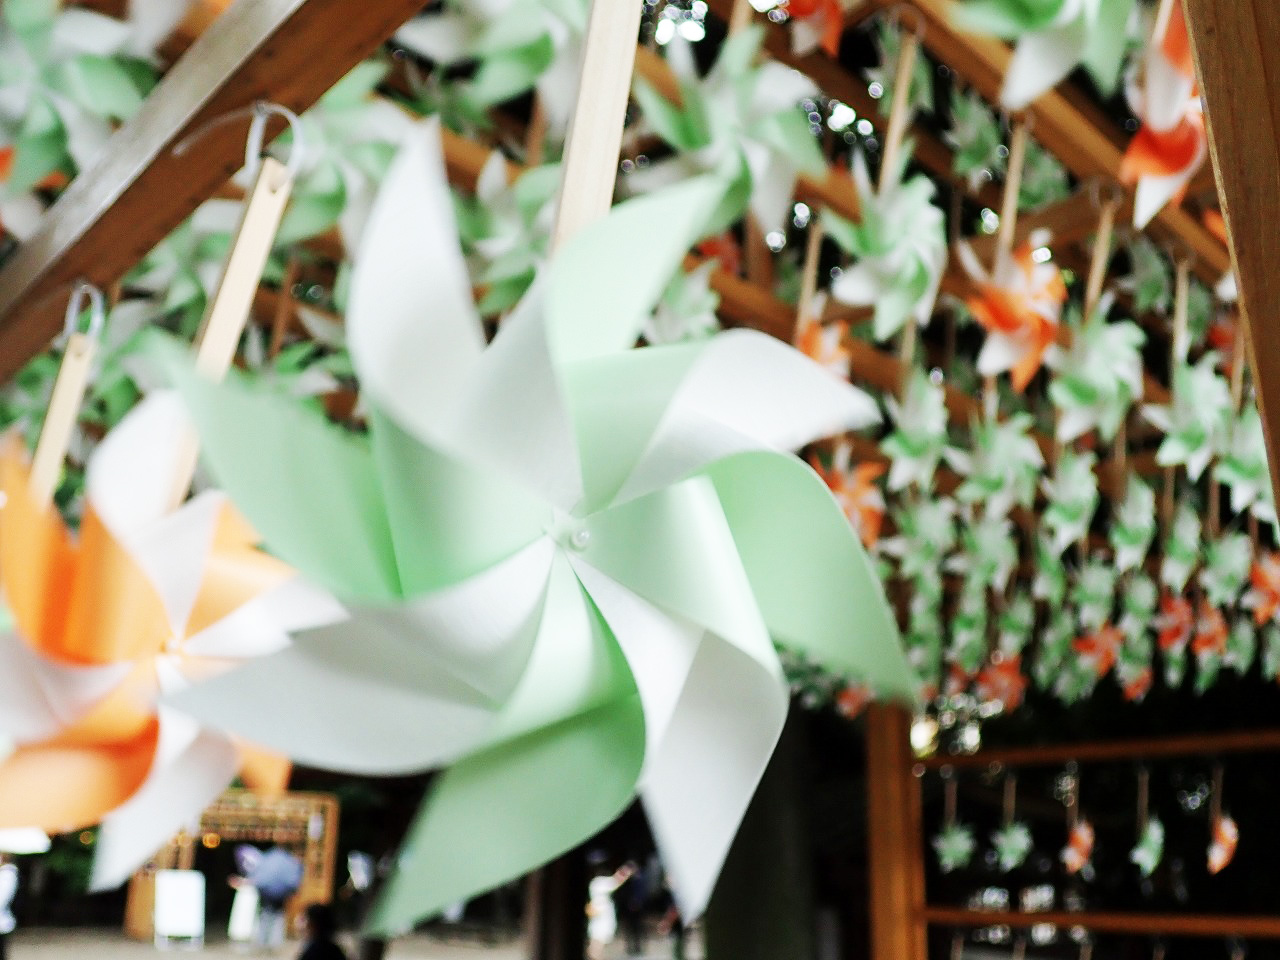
[
  {"left": 298, "top": 903, "right": 348, "bottom": 960},
  {"left": 0, "top": 855, "right": 15, "bottom": 960},
  {"left": 586, "top": 862, "right": 633, "bottom": 960}
]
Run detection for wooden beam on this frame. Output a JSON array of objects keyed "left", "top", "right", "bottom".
[
  {"left": 866, "top": 704, "right": 927, "bottom": 960},
  {"left": 1183, "top": 0, "right": 1280, "bottom": 515},
  {"left": 923, "top": 907, "right": 1280, "bottom": 940},
  {"left": 0, "top": 0, "right": 424, "bottom": 383},
  {"left": 909, "top": 0, "right": 1228, "bottom": 284}
]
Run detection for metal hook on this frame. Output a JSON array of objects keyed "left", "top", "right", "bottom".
[
  {"left": 63, "top": 281, "right": 105, "bottom": 340},
  {"left": 173, "top": 100, "right": 307, "bottom": 187}
]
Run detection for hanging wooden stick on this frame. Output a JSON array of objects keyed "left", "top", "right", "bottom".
[
  {"left": 268, "top": 253, "right": 301, "bottom": 360},
  {"left": 1003, "top": 773, "right": 1017, "bottom": 827},
  {"left": 877, "top": 20, "right": 921, "bottom": 195},
  {"left": 728, "top": 0, "right": 754, "bottom": 35},
  {"left": 1137, "top": 766, "right": 1150, "bottom": 834},
  {"left": 984, "top": 117, "right": 1029, "bottom": 418},
  {"left": 944, "top": 771, "right": 958, "bottom": 826},
  {"left": 1209, "top": 763, "right": 1224, "bottom": 827},
  {"left": 794, "top": 219, "right": 825, "bottom": 340},
  {"left": 1084, "top": 191, "right": 1120, "bottom": 321},
  {"left": 169, "top": 154, "right": 293, "bottom": 509},
  {"left": 28, "top": 283, "right": 106, "bottom": 508},
  {"left": 1161, "top": 258, "right": 1193, "bottom": 533}
]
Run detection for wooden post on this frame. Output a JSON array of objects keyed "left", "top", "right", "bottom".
[{"left": 865, "top": 704, "right": 926, "bottom": 960}]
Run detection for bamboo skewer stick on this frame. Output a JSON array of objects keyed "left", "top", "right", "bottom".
[
  {"left": 268, "top": 254, "right": 300, "bottom": 360},
  {"left": 1161, "top": 259, "right": 1192, "bottom": 534},
  {"left": 794, "top": 218, "right": 825, "bottom": 340},
  {"left": 877, "top": 28, "right": 921, "bottom": 195},
  {"left": 1083, "top": 193, "right": 1119, "bottom": 321},
  {"left": 984, "top": 118, "right": 1029, "bottom": 418}
]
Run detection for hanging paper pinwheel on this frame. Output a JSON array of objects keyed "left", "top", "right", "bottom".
[
  {"left": 1223, "top": 617, "right": 1257, "bottom": 676},
  {"left": 1110, "top": 477, "right": 1157, "bottom": 574},
  {"left": 1062, "top": 819, "right": 1096, "bottom": 875},
  {"left": 1074, "top": 623, "right": 1123, "bottom": 678},
  {"left": 0, "top": 392, "right": 341, "bottom": 889},
  {"left": 946, "top": 513, "right": 1017, "bottom": 594},
  {"left": 1143, "top": 353, "right": 1232, "bottom": 482},
  {"left": 1193, "top": 599, "right": 1227, "bottom": 660},
  {"left": 795, "top": 305, "right": 851, "bottom": 379},
  {"left": 997, "top": 596, "right": 1034, "bottom": 657},
  {"left": 945, "top": 412, "right": 1043, "bottom": 519},
  {"left": 1120, "top": 2, "right": 1205, "bottom": 229},
  {"left": 1244, "top": 552, "right": 1280, "bottom": 628},
  {"left": 933, "top": 822, "right": 977, "bottom": 873},
  {"left": 785, "top": 0, "right": 843, "bottom": 58},
  {"left": 1118, "top": 576, "right": 1156, "bottom": 700},
  {"left": 957, "top": 232, "right": 1067, "bottom": 391},
  {"left": 1160, "top": 501, "right": 1202, "bottom": 593},
  {"left": 630, "top": 26, "right": 826, "bottom": 237},
  {"left": 1117, "top": 234, "right": 1173, "bottom": 315},
  {"left": 457, "top": 153, "right": 560, "bottom": 317},
  {"left": 1073, "top": 560, "right": 1117, "bottom": 633},
  {"left": 1017, "top": 140, "right": 1072, "bottom": 211},
  {"left": 1041, "top": 449, "right": 1099, "bottom": 556},
  {"left": 991, "top": 820, "right": 1034, "bottom": 872},
  {"left": 1045, "top": 303, "right": 1145, "bottom": 443},
  {"left": 945, "top": 88, "right": 1005, "bottom": 191},
  {"left": 1216, "top": 407, "right": 1278, "bottom": 528},
  {"left": 881, "top": 496, "right": 956, "bottom": 588},
  {"left": 952, "top": 0, "right": 1134, "bottom": 110},
  {"left": 273, "top": 60, "right": 414, "bottom": 250},
  {"left": 1154, "top": 590, "right": 1192, "bottom": 686},
  {"left": 645, "top": 261, "right": 723, "bottom": 346},
  {"left": 823, "top": 149, "right": 947, "bottom": 343},
  {"left": 1034, "top": 610, "right": 1074, "bottom": 689},
  {"left": 0, "top": 0, "right": 156, "bottom": 195},
  {"left": 1033, "top": 534, "right": 1068, "bottom": 607},
  {"left": 156, "top": 121, "right": 911, "bottom": 930},
  {"left": 810, "top": 441, "right": 886, "bottom": 550},
  {"left": 948, "top": 582, "right": 989, "bottom": 675},
  {"left": 881, "top": 368, "right": 950, "bottom": 492},
  {"left": 1198, "top": 533, "right": 1252, "bottom": 609},
  {"left": 975, "top": 655, "right": 1028, "bottom": 713},
  {"left": 394, "top": 0, "right": 587, "bottom": 138},
  {"left": 863, "top": 20, "right": 934, "bottom": 118},
  {"left": 1208, "top": 814, "right": 1238, "bottom": 874},
  {"left": 1130, "top": 817, "right": 1164, "bottom": 877}
]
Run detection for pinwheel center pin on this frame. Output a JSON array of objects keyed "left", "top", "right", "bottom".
[{"left": 544, "top": 509, "right": 592, "bottom": 552}]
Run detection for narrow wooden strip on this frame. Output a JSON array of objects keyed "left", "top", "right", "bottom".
[
  {"left": 28, "top": 333, "right": 96, "bottom": 507},
  {"left": 922, "top": 907, "right": 1280, "bottom": 940},
  {"left": 877, "top": 30, "right": 921, "bottom": 194}
]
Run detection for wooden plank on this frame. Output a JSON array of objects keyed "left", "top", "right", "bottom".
[
  {"left": 0, "top": 0, "right": 425, "bottom": 383},
  {"left": 1183, "top": 0, "right": 1280, "bottom": 517},
  {"left": 866, "top": 704, "right": 927, "bottom": 960},
  {"left": 921, "top": 728, "right": 1280, "bottom": 770},
  {"left": 923, "top": 907, "right": 1280, "bottom": 940}
]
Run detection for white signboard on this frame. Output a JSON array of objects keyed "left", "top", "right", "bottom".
[{"left": 154, "top": 869, "right": 205, "bottom": 949}]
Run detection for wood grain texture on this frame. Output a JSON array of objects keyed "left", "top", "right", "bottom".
[
  {"left": 923, "top": 907, "right": 1280, "bottom": 939},
  {"left": 0, "top": 0, "right": 425, "bottom": 383},
  {"left": 1183, "top": 0, "right": 1280, "bottom": 524}
]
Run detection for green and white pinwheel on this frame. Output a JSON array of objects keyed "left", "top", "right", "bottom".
[
  {"left": 881, "top": 496, "right": 957, "bottom": 584},
  {"left": 1160, "top": 500, "right": 1201, "bottom": 593},
  {"left": 1143, "top": 353, "right": 1232, "bottom": 482},
  {"left": 933, "top": 822, "right": 977, "bottom": 873},
  {"left": 1130, "top": 818, "right": 1164, "bottom": 878},
  {"left": 1041, "top": 449, "right": 1099, "bottom": 555},
  {"left": 1055, "top": 655, "right": 1099, "bottom": 705},
  {"left": 992, "top": 821, "right": 1034, "bottom": 872},
  {"left": 945, "top": 88, "right": 1005, "bottom": 191},
  {"left": 1119, "top": 572, "right": 1157, "bottom": 642},
  {"left": 1110, "top": 476, "right": 1157, "bottom": 574},
  {"left": 1017, "top": 140, "right": 1071, "bottom": 211},
  {"left": 1034, "top": 610, "right": 1075, "bottom": 689},
  {"left": 998, "top": 595, "right": 1035, "bottom": 656},
  {"left": 645, "top": 261, "right": 722, "bottom": 346},
  {"left": 881, "top": 368, "right": 951, "bottom": 492},
  {"left": 1074, "top": 560, "right": 1117, "bottom": 632},
  {"left": 0, "top": 0, "right": 155, "bottom": 195},
  {"left": 394, "top": 0, "right": 587, "bottom": 138},
  {"left": 823, "top": 149, "right": 948, "bottom": 343},
  {"left": 1045, "top": 302, "right": 1145, "bottom": 443},
  {"left": 949, "top": 582, "right": 989, "bottom": 674},
  {"left": 864, "top": 20, "right": 934, "bottom": 119},
  {"left": 946, "top": 513, "right": 1018, "bottom": 594},
  {"left": 1216, "top": 406, "right": 1278, "bottom": 527},
  {"left": 946, "top": 411, "right": 1043, "bottom": 519},
  {"left": 630, "top": 26, "right": 826, "bottom": 237},
  {"left": 953, "top": 0, "right": 1135, "bottom": 109},
  {"left": 1116, "top": 235, "right": 1171, "bottom": 315},
  {"left": 157, "top": 120, "right": 911, "bottom": 932},
  {"left": 274, "top": 60, "right": 414, "bottom": 251},
  {"left": 1033, "top": 534, "right": 1068, "bottom": 608},
  {"left": 1198, "top": 533, "right": 1252, "bottom": 608},
  {"left": 456, "top": 152, "right": 559, "bottom": 316}
]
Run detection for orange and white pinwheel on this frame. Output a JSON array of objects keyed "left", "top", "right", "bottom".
[
  {"left": 1192, "top": 601, "right": 1228, "bottom": 658},
  {"left": 1154, "top": 592, "right": 1193, "bottom": 652},
  {"left": 796, "top": 306, "right": 851, "bottom": 380},
  {"left": 1208, "top": 814, "right": 1238, "bottom": 874},
  {"left": 810, "top": 440, "right": 885, "bottom": 549},
  {"left": 1061, "top": 819, "right": 1095, "bottom": 875},
  {"left": 786, "top": 0, "right": 843, "bottom": 58},
  {"left": 1119, "top": 3, "right": 1206, "bottom": 229},
  {"left": 1244, "top": 552, "right": 1280, "bottom": 627},
  {"left": 1073, "top": 624, "right": 1123, "bottom": 678},
  {"left": 0, "top": 392, "right": 342, "bottom": 889},
  {"left": 957, "top": 232, "right": 1067, "bottom": 391},
  {"left": 975, "top": 655, "right": 1028, "bottom": 712},
  {"left": 835, "top": 684, "right": 871, "bottom": 720}
]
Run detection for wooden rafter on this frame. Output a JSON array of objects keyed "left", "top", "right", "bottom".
[
  {"left": 0, "top": 0, "right": 424, "bottom": 384},
  {"left": 1184, "top": 0, "right": 1280, "bottom": 514}
]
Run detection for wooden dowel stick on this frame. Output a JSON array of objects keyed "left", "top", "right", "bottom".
[
  {"left": 1083, "top": 196, "right": 1119, "bottom": 320},
  {"left": 548, "top": 0, "right": 645, "bottom": 252},
  {"left": 526, "top": 95, "right": 549, "bottom": 167},
  {"left": 728, "top": 0, "right": 754, "bottom": 34},
  {"left": 1172, "top": 258, "right": 1191, "bottom": 365},
  {"left": 794, "top": 219, "right": 824, "bottom": 340},
  {"left": 995, "top": 120, "right": 1029, "bottom": 267},
  {"left": 878, "top": 30, "right": 921, "bottom": 194},
  {"left": 169, "top": 156, "right": 292, "bottom": 509},
  {"left": 1136, "top": 767, "right": 1149, "bottom": 833},
  {"left": 268, "top": 254, "right": 300, "bottom": 360},
  {"left": 28, "top": 332, "right": 97, "bottom": 508}
]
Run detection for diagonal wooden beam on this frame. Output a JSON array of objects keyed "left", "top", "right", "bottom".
[
  {"left": 1183, "top": 0, "right": 1280, "bottom": 506},
  {"left": 0, "top": 0, "right": 424, "bottom": 384}
]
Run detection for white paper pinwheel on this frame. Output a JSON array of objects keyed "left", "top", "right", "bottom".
[
  {"left": 630, "top": 27, "right": 826, "bottom": 237},
  {"left": 644, "top": 261, "right": 722, "bottom": 346},
  {"left": 1143, "top": 353, "right": 1231, "bottom": 482},
  {"left": 1033, "top": 610, "right": 1074, "bottom": 689},
  {"left": 1216, "top": 406, "right": 1278, "bottom": 528},
  {"left": 1198, "top": 533, "right": 1252, "bottom": 609},
  {"left": 881, "top": 496, "right": 957, "bottom": 586},
  {"left": 952, "top": 0, "right": 1134, "bottom": 110},
  {"left": 945, "top": 411, "right": 1043, "bottom": 520},
  {"left": 933, "top": 822, "right": 977, "bottom": 873},
  {"left": 823, "top": 149, "right": 947, "bottom": 343},
  {"left": 881, "top": 368, "right": 950, "bottom": 492},
  {"left": 274, "top": 60, "right": 415, "bottom": 251},
  {"left": 948, "top": 583, "right": 988, "bottom": 674},
  {"left": 1017, "top": 139, "right": 1071, "bottom": 211},
  {"left": 1160, "top": 500, "right": 1201, "bottom": 593},
  {"left": 0, "top": 0, "right": 155, "bottom": 194},
  {"left": 395, "top": 0, "right": 586, "bottom": 139},
  {"left": 1041, "top": 449, "right": 1098, "bottom": 556},
  {"left": 997, "top": 595, "right": 1035, "bottom": 656},
  {"left": 945, "top": 513, "right": 1017, "bottom": 594},
  {"left": 1119, "top": 573, "right": 1157, "bottom": 644},
  {"left": 157, "top": 120, "right": 911, "bottom": 932},
  {"left": 1033, "top": 534, "right": 1067, "bottom": 607},
  {"left": 945, "top": 88, "right": 1005, "bottom": 191},
  {"left": 1117, "top": 234, "right": 1172, "bottom": 315},
  {"left": 1045, "top": 303, "right": 1145, "bottom": 443},
  {"left": 1110, "top": 476, "right": 1157, "bottom": 574},
  {"left": 992, "top": 821, "right": 1034, "bottom": 872},
  {"left": 1073, "top": 560, "right": 1117, "bottom": 632}
]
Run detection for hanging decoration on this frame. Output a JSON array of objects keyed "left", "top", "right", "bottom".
[
  {"left": 1207, "top": 765, "right": 1238, "bottom": 875},
  {"left": 1130, "top": 768, "right": 1164, "bottom": 878},
  {"left": 933, "top": 774, "right": 976, "bottom": 873},
  {"left": 810, "top": 440, "right": 887, "bottom": 550},
  {"left": 990, "top": 774, "right": 1033, "bottom": 872}
]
